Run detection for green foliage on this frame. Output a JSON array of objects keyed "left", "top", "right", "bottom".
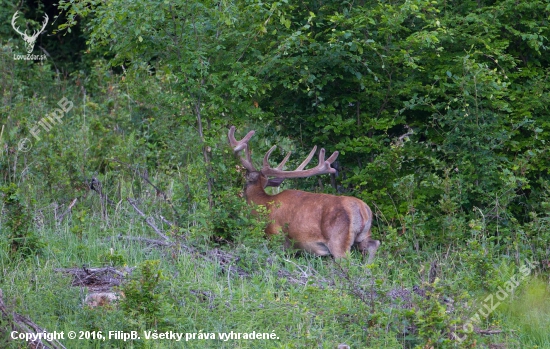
[
  {"left": 0, "top": 183, "right": 44, "bottom": 258},
  {"left": 50, "top": 0, "right": 550, "bottom": 260},
  {"left": 100, "top": 249, "right": 126, "bottom": 267},
  {"left": 401, "top": 280, "right": 458, "bottom": 348},
  {"left": 206, "top": 185, "right": 266, "bottom": 245},
  {"left": 0, "top": 0, "right": 549, "bottom": 347},
  {"left": 501, "top": 277, "right": 550, "bottom": 345},
  {"left": 459, "top": 238, "right": 498, "bottom": 291},
  {"left": 70, "top": 209, "right": 88, "bottom": 240},
  {"left": 120, "top": 260, "right": 171, "bottom": 329}
]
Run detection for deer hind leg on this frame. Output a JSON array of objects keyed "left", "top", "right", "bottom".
[
  {"left": 294, "top": 241, "right": 331, "bottom": 256},
  {"left": 325, "top": 226, "right": 355, "bottom": 259},
  {"left": 327, "top": 240, "right": 350, "bottom": 259}
]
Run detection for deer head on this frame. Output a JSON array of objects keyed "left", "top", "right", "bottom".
[
  {"left": 228, "top": 126, "right": 339, "bottom": 188},
  {"left": 11, "top": 11, "right": 49, "bottom": 54},
  {"left": 228, "top": 126, "right": 380, "bottom": 262}
]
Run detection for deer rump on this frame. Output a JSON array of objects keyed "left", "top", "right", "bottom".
[{"left": 262, "top": 190, "right": 374, "bottom": 258}]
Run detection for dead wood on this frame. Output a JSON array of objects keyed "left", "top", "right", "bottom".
[
  {"left": 276, "top": 258, "right": 332, "bottom": 287},
  {"left": 109, "top": 158, "right": 182, "bottom": 223},
  {"left": 111, "top": 235, "right": 172, "bottom": 246},
  {"left": 54, "top": 266, "right": 134, "bottom": 292},
  {"left": 56, "top": 198, "right": 77, "bottom": 224},
  {"left": 477, "top": 329, "right": 505, "bottom": 335},
  {"left": 127, "top": 198, "right": 170, "bottom": 241},
  {"left": 160, "top": 215, "right": 174, "bottom": 226},
  {"left": 0, "top": 289, "right": 66, "bottom": 349}
]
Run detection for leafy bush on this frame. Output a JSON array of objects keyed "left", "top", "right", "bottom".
[
  {"left": 120, "top": 260, "right": 171, "bottom": 329},
  {"left": 0, "top": 183, "right": 44, "bottom": 258}
]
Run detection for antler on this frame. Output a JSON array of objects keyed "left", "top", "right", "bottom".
[
  {"left": 228, "top": 126, "right": 339, "bottom": 180},
  {"left": 11, "top": 11, "right": 26, "bottom": 37},
  {"left": 262, "top": 145, "right": 339, "bottom": 179},
  {"left": 228, "top": 126, "right": 257, "bottom": 172},
  {"left": 31, "top": 13, "right": 49, "bottom": 40},
  {"left": 11, "top": 11, "right": 48, "bottom": 40}
]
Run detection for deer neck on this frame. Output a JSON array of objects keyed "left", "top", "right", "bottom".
[{"left": 244, "top": 183, "right": 272, "bottom": 206}]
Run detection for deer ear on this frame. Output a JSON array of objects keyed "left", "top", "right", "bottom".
[{"left": 266, "top": 178, "right": 285, "bottom": 187}]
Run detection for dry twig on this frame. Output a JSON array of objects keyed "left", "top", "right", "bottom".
[
  {"left": 112, "top": 235, "right": 171, "bottom": 246},
  {"left": 126, "top": 198, "right": 169, "bottom": 241},
  {"left": 54, "top": 266, "right": 133, "bottom": 292},
  {"left": 0, "top": 289, "right": 66, "bottom": 349},
  {"left": 109, "top": 158, "right": 181, "bottom": 223},
  {"left": 57, "top": 198, "right": 77, "bottom": 224}
]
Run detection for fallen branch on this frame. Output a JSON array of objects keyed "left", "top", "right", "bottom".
[
  {"left": 0, "top": 289, "right": 66, "bottom": 349},
  {"left": 160, "top": 215, "right": 174, "bottom": 226},
  {"left": 477, "top": 329, "right": 505, "bottom": 335},
  {"left": 54, "top": 266, "right": 133, "bottom": 292},
  {"left": 57, "top": 198, "right": 77, "bottom": 224},
  {"left": 111, "top": 235, "right": 171, "bottom": 246},
  {"left": 127, "top": 198, "right": 169, "bottom": 241},
  {"left": 109, "top": 158, "right": 182, "bottom": 224}
]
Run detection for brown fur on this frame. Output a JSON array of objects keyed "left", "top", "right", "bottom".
[
  {"left": 85, "top": 292, "right": 124, "bottom": 308},
  {"left": 245, "top": 171, "right": 380, "bottom": 261}
]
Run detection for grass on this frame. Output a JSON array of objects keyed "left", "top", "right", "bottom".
[
  {"left": 1, "top": 189, "right": 549, "bottom": 349},
  {"left": 1, "top": 49, "right": 548, "bottom": 349}
]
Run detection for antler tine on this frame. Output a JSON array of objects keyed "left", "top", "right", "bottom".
[
  {"left": 262, "top": 145, "right": 339, "bottom": 179},
  {"left": 295, "top": 146, "right": 317, "bottom": 171},
  {"left": 262, "top": 145, "right": 276, "bottom": 169},
  {"left": 228, "top": 126, "right": 255, "bottom": 152},
  {"left": 262, "top": 145, "right": 293, "bottom": 170},
  {"left": 276, "top": 151, "right": 292, "bottom": 170},
  {"left": 11, "top": 11, "right": 25, "bottom": 37},
  {"left": 325, "top": 149, "right": 339, "bottom": 163},
  {"left": 319, "top": 149, "right": 340, "bottom": 170},
  {"left": 228, "top": 126, "right": 257, "bottom": 172},
  {"left": 32, "top": 13, "right": 49, "bottom": 39},
  {"left": 264, "top": 145, "right": 317, "bottom": 172}
]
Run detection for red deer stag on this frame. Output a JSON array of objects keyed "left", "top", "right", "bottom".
[{"left": 228, "top": 126, "right": 380, "bottom": 262}]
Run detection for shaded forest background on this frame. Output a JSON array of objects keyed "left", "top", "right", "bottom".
[{"left": 1, "top": 0, "right": 550, "bottom": 348}]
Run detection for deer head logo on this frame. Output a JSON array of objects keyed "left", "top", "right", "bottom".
[{"left": 11, "top": 11, "right": 49, "bottom": 54}]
